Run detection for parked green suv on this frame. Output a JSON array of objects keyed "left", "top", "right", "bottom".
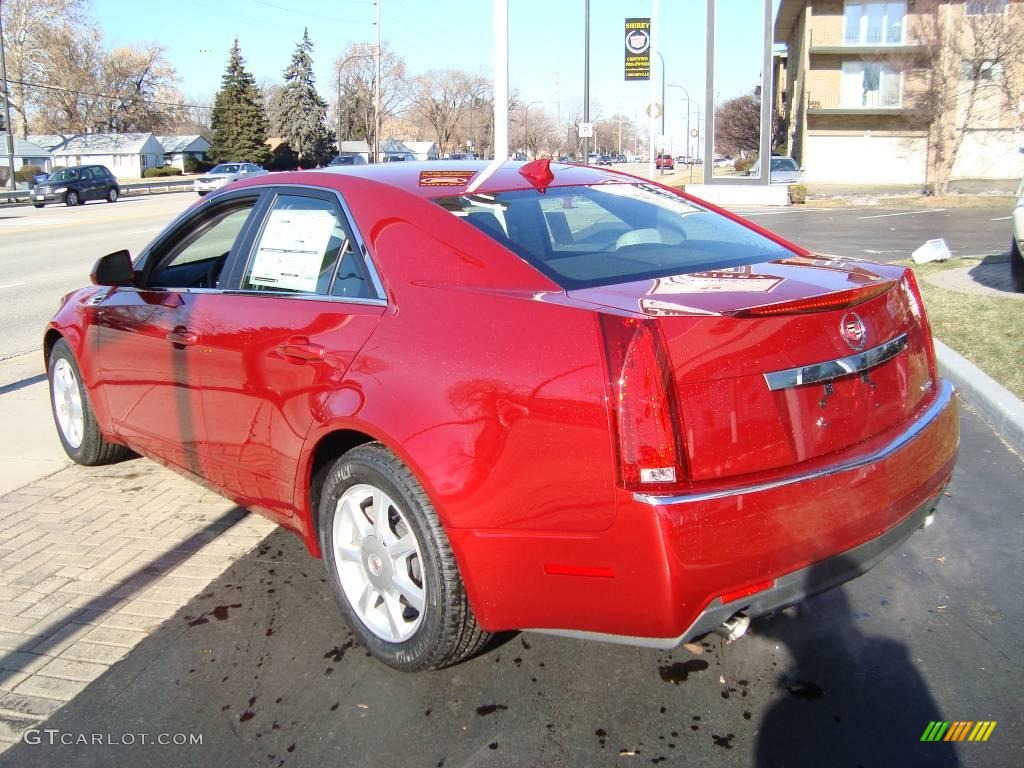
[{"left": 32, "top": 165, "right": 120, "bottom": 208}]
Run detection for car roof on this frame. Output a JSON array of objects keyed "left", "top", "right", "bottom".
[{"left": 255, "top": 160, "right": 644, "bottom": 199}]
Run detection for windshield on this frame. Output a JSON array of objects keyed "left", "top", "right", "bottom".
[
  {"left": 210, "top": 164, "right": 241, "bottom": 174},
  {"left": 771, "top": 158, "right": 799, "bottom": 172},
  {"left": 435, "top": 183, "right": 795, "bottom": 290},
  {"left": 48, "top": 168, "right": 80, "bottom": 182}
]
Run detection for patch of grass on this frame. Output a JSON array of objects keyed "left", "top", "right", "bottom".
[{"left": 907, "top": 258, "right": 1024, "bottom": 399}]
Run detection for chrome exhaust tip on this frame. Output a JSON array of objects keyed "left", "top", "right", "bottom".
[{"left": 715, "top": 612, "right": 750, "bottom": 642}]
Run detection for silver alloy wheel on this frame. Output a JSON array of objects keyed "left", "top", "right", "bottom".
[
  {"left": 67, "top": 191, "right": 79, "bottom": 205},
  {"left": 52, "top": 358, "right": 84, "bottom": 449},
  {"left": 107, "top": 188, "right": 118, "bottom": 202},
  {"left": 332, "top": 483, "right": 426, "bottom": 643}
]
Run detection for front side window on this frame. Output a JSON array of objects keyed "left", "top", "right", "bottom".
[
  {"left": 149, "top": 202, "right": 257, "bottom": 289},
  {"left": 435, "top": 184, "right": 795, "bottom": 290},
  {"left": 48, "top": 168, "right": 81, "bottom": 183},
  {"left": 211, "top": 164, "right": 241, "bottom": 174},
  {"left": 241, "top": 194, "right": 377, "bottom": 299}
]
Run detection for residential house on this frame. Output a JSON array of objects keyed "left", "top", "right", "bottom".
[
  {"left": 0, "top": 134, "right": 53, "bottom": 184},
  {"left": 404, "top": 141, "right": 440, "bottom": 161},
  {"left": 774, "top": 0, "right": 1024, "bottom": 186},
  {"left": 378, "top": 139, "right": 415, "bottom": 162},
  {"left": 27, "top": 133, "right": 165, "bottom": 178},
  {"left": 156, "top": 135, "right": 210, "bottom": 170}
]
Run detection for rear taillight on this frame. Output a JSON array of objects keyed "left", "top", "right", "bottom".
[
  {"left": 599, "top": 314, "right": 686, "bottom": 492},
  {"left": 733, "top": 280, "right": 895, "bottom": 317},
  {"left": 901, "top": 269, "right": 939, "bottom": 381}
]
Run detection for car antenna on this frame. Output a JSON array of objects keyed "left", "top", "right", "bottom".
[{"left": 518, "top": 158, "right": 554, "bottom": 190}]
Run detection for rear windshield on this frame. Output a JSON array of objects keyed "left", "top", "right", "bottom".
[{"left": 435, "top": 183, "right": 796, "bottom": 289}]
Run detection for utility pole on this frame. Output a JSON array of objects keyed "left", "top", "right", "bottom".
[
  {"left": 648, "top": 0, "right": 658, "bottom": 178},
  {"left": 0, "top": 5, "right": 16, "bottom": 191},
  {"left": 493, "top": 0, "right": 508, "bottom": 161},
  {"left": 554, "top": 72, "right": 561, "bottom": 157},
  {"left": 582, "top": 0, "right": 590, "bottom": 163},
  {"left": 372, "top": 0, "right": 380, "bottom": 162}
]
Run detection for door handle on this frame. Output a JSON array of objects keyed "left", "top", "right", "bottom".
[
  {"left": 166, "top": 330, "right": 199, "bottom": 346},
  {"left": 277, "top": 339, "right": 326, "bottom": 362}
]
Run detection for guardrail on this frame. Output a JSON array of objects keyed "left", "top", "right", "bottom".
[{"left": 0, "top": 178, "right": 194, "bottom": 206}]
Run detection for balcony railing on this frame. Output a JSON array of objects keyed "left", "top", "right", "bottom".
[
  {"left": 806, "top": 91, "right": 904, "bottom": 111},
  {"left": 808, "top": 27, "right": 917, "bottom": 49}
]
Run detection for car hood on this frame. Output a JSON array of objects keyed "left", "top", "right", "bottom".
[{"left": 197, "top": 173, "right": 241, "bottom": 183}]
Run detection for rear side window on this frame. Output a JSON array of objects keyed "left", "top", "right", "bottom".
[
  {"left": 435, "top": 184, "right": 796, "bottom": 289},
  {"left": 241, "top": 194, "right": 378, "bottom": 299}
]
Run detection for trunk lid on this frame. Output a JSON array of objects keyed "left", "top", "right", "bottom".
[{"left": 572, "top": 256, "right": 937, "bottom": 483}]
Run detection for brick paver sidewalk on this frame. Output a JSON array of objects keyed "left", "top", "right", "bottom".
[{"left": 0, "top": 460, "right": 275, "bottom": 753}]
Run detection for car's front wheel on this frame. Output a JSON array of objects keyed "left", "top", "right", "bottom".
[
  {"left": 65, "top": 190, "right": 80, "bottom": 206},
  {"left": 1012, "top": 238, "right": 1024, "bottom": 293},
  {"left": 319, "top": 443, "right": 489, "bottom": 671},
  {"left": 48, "top": 339, "right": 132, "bottom": 466}
]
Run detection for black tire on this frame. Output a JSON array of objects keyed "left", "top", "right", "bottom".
[
  {"left": 65, "top": 190, "right": 80, "bottom": 207},
  {"left": 48, "top": 339, "right": 132, "bottom": 466},
  {"left": 106, "top": 187, "right": 118, "bottom": 203},
  {"left": 33, "top": 203, "right": 44, "bottom": 208},
  {"left": 318, "top": 443, "right": 489, "bottom": 671},
  {"left": 1012, "top": 238, "right": 1024, "bottom": 293}
]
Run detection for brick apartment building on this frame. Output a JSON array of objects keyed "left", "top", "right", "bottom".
[{"left": 774, "top": 0, "right": 1024, "bottom": 187}]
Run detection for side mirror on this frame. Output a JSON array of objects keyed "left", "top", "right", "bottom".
[{"left": 91, "top": 250, "right": 134, "bottom": 286}]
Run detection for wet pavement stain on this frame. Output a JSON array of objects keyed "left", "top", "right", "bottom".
[
  {"left": 785, "top": 680, "right": 825, "bottom": 700},
  {"left": 186, "top": 603, "right": 242, "bottom": 626},
  {"left": 323, "top": 639, "right": 355, "bottom": 662},
  {"left": 595, "top": 728, "right": 607, "bottom": 749},
  {"left": 476, "top": 704, "right": 508, "bottom": 716},
  {"left": 657, "top": 659, "right": 709, "bottom": 684},
  {"left": 712, "top": 733, "right": 736, "bottom": 749}
]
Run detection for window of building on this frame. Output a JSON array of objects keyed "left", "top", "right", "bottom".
[
  {"left": 966, "top": 0, "right": 1008, "bottom": 16},
  {"left": 843, "top": 1, "right": 906, "bottom": 44},
  {"left": 840, "top": 61, "right": 902, "bottom": 107},
  {"left": 961, "top": 59, "right": 1006, "bottom": 82}
]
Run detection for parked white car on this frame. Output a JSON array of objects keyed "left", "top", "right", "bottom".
[
  {"left": 1011, "top": 178, "right": 1024, "bottom": 291},
  {"left": 748, "top": 155, "right": 804, "bottom": 184},
  {"left": 193, "top": 163, "right": 268, "bottom": 196}
]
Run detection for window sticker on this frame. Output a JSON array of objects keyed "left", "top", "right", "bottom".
[{"left": 249, "top": 208, "right": 337, "bottom": 292}]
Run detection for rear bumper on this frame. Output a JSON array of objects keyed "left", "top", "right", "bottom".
[
  {"left": 459, "top": 379, "right": 959, "bottom": 642},
  {"left": 534, "top": 483, "right": 944, "bottom": 649}
]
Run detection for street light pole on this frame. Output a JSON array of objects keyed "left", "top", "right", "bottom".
[
  {"left": 374, "top": 0, "right": 382, "bottom": 163},
  {"left": 582, "top": 0, "right": 590, "bottom": 163},
  {"left": 0, "top": 5, "right": 16, "bottom": 191},
  {"left": 523, "top": 100, "right": 541, "bottom": 159},
  {"left": 336, "top": 48, "right": 374, "bottom": 156}
]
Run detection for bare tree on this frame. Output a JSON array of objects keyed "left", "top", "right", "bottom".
[
  {"left": 411, "top": 69, "right": 481, "bottom": 155},
  {"left": 0, "top": 0, "right": 88, "bottom": 136},
  {"left": 907, "top": 0, "right": 1024, "bottom": 194},
  {"left": 714, "top": 92, "right": 761, "bottom": 157},
  {"left": 28, "top": 24, "right": 104, "bottom": 132},
  {"left": 96, "top": 44, "right": 182, "bottom": 132},
  {"left": 333, "top": 42, "right": 409, "bottom": 149}
]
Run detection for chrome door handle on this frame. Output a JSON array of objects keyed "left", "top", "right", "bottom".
[
  {"left": 166, "top": 330, "right": 199, "bottom": 346},
  {"left": 277, "top": 340, "right": 326, "bottom": 362}
]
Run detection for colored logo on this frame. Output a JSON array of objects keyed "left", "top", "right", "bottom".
[
  {"left": 839, "top": 311, "right": 867, "bottom": 351},
  {"left": 920, "top": 721, "right": 997, "bottom": 742}
]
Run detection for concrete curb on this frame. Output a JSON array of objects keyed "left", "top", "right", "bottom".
[{"left": 935, "top": 339, "right": 1024, "bottom": 457}]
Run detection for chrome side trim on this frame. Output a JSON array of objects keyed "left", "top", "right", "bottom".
[
  {"left": 633, "top": 378, "right": 955, "bottom": 506},
  {"left": 764, "top": 333, "right": 908, "bottom": 391}
]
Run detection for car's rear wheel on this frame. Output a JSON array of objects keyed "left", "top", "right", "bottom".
[
  {"left": 48, "top": 339, "right": 132, "bottom": 466},
  {"left": 106, "top": 187, "right": 118, "bottom": 203},
  {"left": 319, "top": 443, "right": 489, "bottom": 671},
  {"left": 1012, "top": 238, "right": 1024, "bottom": 293},
  {"left": 65, "top": 190, "right": 79, "bottom": 207}
]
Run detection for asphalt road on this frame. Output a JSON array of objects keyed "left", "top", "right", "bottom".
[
  {"left": 730, "top": 205, "right": 1013, "bottom": 263},
  {"left": 1, "top": 406, "right": 1020, "bottom": 768},
  {"left": 0, "top": 193, "right": 195, "bottom": 366}
]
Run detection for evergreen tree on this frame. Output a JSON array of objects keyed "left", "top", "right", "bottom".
[
  {"left": 271, "top": 29, "right": 334, "bottom": 167},
  {"left": 209, "top": 39, "right": 270, "bottom": 164}
]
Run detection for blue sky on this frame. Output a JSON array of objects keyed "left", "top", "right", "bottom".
[{"left": 93, "top": 0, "right": 772, "bottom": 134}]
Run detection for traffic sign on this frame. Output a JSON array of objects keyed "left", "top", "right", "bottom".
[{"left": 578, "top": 122, "right": 594, "bottom": 138}]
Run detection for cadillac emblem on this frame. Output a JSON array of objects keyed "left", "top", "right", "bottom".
[{"left": 840, "top": 312, "right": 867, "bottom": 351}]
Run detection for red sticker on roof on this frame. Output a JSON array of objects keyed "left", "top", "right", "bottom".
[{"left": 419, "top": 170, "right": 475, "bottom": 187}]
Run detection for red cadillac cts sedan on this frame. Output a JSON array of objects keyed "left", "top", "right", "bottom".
[{"left": 45, "top": 160, "right": 959, "bottom": 671}]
